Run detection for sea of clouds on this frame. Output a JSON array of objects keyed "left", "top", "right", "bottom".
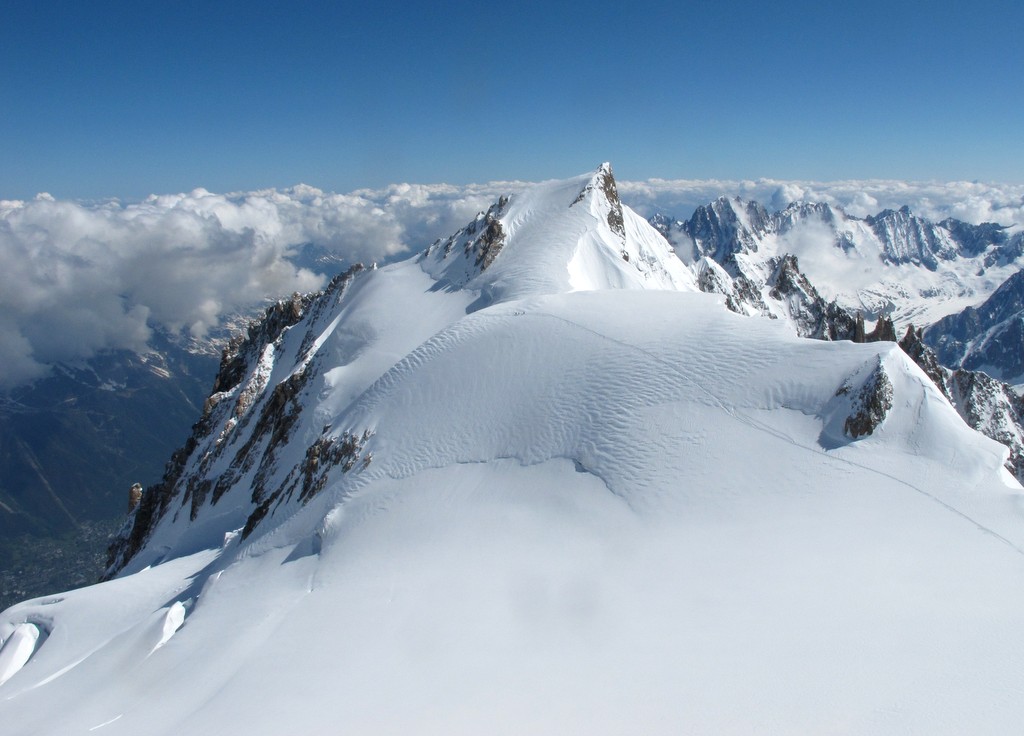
[{"left": 1, "top": 177, "right": 1022, "bottom": 389}]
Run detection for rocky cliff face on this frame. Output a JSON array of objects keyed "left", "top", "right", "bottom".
[
  {"left": 105, "top": 266, "right": 365, "bottom": 575},
  {"left": 925, "top": 269, "right": 1024, "bottom": 382},
  {"left": 652, "top": 198, "right": 1024, "bottom": 329}
]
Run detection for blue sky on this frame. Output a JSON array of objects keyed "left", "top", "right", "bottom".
[{"left": 2, "top": 0, "right": 1021, "bottom": 199}]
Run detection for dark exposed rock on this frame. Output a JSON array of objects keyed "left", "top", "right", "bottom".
[
  {"left": 853, "top": 314, "right": 897, "bottom": 344},
  {"left": 899, "top": 326, "right": 952, "bottom": 401},
  {"left": 682, "top": 198, "right": 772, "bottom": 263},
  {"left": 842, "top": 360, "right": 894, "bottom": 439},
  {"left": 571, "top": 163, "right": 625, "bottom": 239},
  {"left": 104, "top": 265, "right": 368, "bottom": 578},
  {"left": 949, "top": 370, "right": 1024, "bottom": 480},
  {"left": 765, "top": 255, "right": 859, "bottom": 341},
  {"left": 868, "top": 316, "right": 897, "bottom": 343},
  {"left": 475, "top": 216, "right": 505, "bottom": 270},
  {"left": 240, "top": 427, "right": 373, "bottom": 540},
  {"left": 127, "top": 483, "right": 143, "bottom": 513},
  {"left": 924, "top": 268, "right": 1024, "bottom": 381},
  {"left": 939, "top": 218, "right": 1011, "bottom": 258},
  {"left": 599, "top": 165, "right": 625, "bottom": 239},
  {"left": 425, "top": 197, "right": 510, "bottom": 281},
  {"left": 866, "top": 206, "right": 954, "bottom": 270}
]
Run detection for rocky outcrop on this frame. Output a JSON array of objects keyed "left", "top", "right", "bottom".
[
  {"left": 766, "top": 255, "right": 862, "bottom": 341},
  {"left": 866, "top": 206, "right": 957, "bottom": 269},
  {"left": 127, "top": 483, "right": 142, "bottom": 513},
  {"left": 421, "top": 196, "right": 510, "bottom": 286},
  {"left": 678, "top": 198, "right": 772, "bottom": 263},
  {"left": 839, "top": 360, "right": 894, "bottom": 439}
]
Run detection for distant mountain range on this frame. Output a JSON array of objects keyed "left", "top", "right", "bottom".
[{"left": 652, "top": 196, "right": 1024, "bottom": 329}]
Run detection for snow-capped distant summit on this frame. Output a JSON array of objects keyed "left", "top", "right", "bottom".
[{"left": 421, "top": 163, "right": 695, "bottom": 306}]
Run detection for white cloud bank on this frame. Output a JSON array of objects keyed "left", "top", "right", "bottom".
[{"left": 1, "top": 176, "right": 1021, "bottom": 389}]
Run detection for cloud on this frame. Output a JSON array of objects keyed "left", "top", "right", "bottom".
[
  {"left": 1, "top": 174, "right": 1021, "bottom": 389},
  {"left": 0, "top": 183, "right": 522, "bottom": 389}
]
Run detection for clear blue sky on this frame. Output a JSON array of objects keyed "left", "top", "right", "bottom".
[{"left": 1, "top": 0, "right": 1021, "bottom": 199}]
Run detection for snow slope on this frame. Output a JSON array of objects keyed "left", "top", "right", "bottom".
[{"left": 3, "top": 167, "right": 1024, "bottom": 734}]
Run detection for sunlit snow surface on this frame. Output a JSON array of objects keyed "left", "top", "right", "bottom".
[{"left": 3, "top": 169, "right": 1024, "bottom": 734}]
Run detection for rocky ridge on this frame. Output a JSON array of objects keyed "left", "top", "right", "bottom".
[
  {"left": 105, "top": 266, "right": 366, "bottom": 575},
  {"left": 652, "top": 197, "right": 1024, "bottom": 328},
  {"left": 104, "top": 164, "right": 685, "bottom": 577},
  {"left": 925, "top": 269, "right": 1024, "bottom": 383}
]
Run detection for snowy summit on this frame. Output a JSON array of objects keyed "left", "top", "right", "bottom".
[{"left": 3, "top": 165, "right": 1024, "bottom": 734}]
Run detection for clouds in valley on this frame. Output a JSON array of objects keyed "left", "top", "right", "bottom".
[{"left": 1, "top": 176, "right": 1022, "bottom": 389}]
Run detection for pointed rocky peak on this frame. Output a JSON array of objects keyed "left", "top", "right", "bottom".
[
  {"left": 762, "top": 254, "right": 859, "bottom": 341},
  {"left": 648, "top": 212, "right": 681, "bottom": 236},
  {"left": 571, "top": 162, "right": 625, "bottom": 239},
  {"left": 419, "top": 165, "right": 695, "bottom": 305},
  {"left": 778, "top": 200, "right": 848, "bottom": 221},
  {"left": 867, "top": 205, "right": 958, "bottom": 268},
  {"left": 683, "top": 196, "right": 771, "bottom": 262},
  {"left": 768, "top": 254, "right": 819, "bottom": 304}
]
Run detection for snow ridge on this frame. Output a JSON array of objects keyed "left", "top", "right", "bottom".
[{"left": 5, "top": 165, "right": 1024, "bottom": 736}]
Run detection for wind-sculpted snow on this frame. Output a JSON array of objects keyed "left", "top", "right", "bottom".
[{"left": 4, "top": 167, "right": 1024, "bottom": 734}]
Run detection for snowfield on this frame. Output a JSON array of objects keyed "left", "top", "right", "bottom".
[{"left": 3, "top": 166, "right": 1024, "bottom": 734}]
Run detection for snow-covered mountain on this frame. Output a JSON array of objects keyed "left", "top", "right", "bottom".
[
  {"left": 653, "top": 197, "right": 1024, "bottom": 329},
  {"left": 925, "top": 269, "right": 1024, "bottom": 385},
  {"left": 4, "top": 166, "right": 1024, "bottom": 734}
]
